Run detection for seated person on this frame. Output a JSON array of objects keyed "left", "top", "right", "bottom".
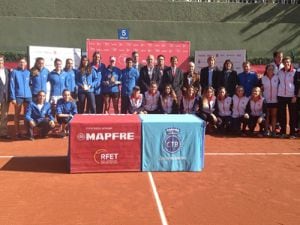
[
  {"left": 245, "top": 87, "right": 266, "bottom": 137},
  {"left": 231, "top": 86, "right": 249, "bottom": 136},
  {"left": 196, "top": 86, "right": 218, "bottom": 132},
  {"left": 158, "top": 84, "right": 179, "bottom": 114},
  {"left": 56, "top": 89, "right": 78, "bottom": 137},
  {"left": 215, "top": 87, "right": 232, "bottom": 133},
  {"left": 143, "top": 81, "right": 160, "bottom": 114},
  {"left": 128, "top": 86, "right": 146, "bottom": 114},
  {"left": 180, "top": 86, "right": 198, "bottom": 114},
  {"left": 25, "top": 90, "right": 55, "bottom": 140}
]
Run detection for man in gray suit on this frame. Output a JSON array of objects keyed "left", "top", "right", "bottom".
[{"left": 0, "top": 55, "right": 11, "bottom": 139}]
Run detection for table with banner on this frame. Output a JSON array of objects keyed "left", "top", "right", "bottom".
[
  {"left": 68, "top": 114, "right": 141, "bottom": 173},
  {"left": 139, "top": 114, "right": 205, "bottom": 172},
  {"left": 68, "top": 114, "right": 205, "bottom": 173}
]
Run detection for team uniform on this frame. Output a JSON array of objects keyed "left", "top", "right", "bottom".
[
  {"left": 30, "top": 67, "right": 49, "bottom": 101},
  {"left": 245, "top": 97, "right": 267, "bottom": 135},
  {"left": 128, "top": 94, "right": 145, "bottom": 114},
  {"left": 56, "top": 98, "right": 77, "bottom": 125},
  {"left": 120, "top": 67, "right": 139, "bottom": 114},
  {"left": 277, "top": 67, "right": 297, "bottom": 136},
  {"left": 25, "top": 101, "right": 54, "bottom": 138},
  {"left": 180, "top": 96, "right": 198, "bottom": 114},
  {"left": 216, "top": 96, "right": 232, "bottom": 132},
  {"left": 143, "top": 91, "right": 160, "bottom": 114},
  {"left": 231, "top": 95, "right": 249, "bottom": 135}
]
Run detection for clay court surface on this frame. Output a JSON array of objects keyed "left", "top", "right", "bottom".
[{"left": 0, "top": 108, "right": 299, "bottom": 225}]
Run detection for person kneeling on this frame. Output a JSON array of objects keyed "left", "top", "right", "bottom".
[
  {"left": 128, "top": 86, "right": 146, "bottom": 114},
  {"left": 56, "top": 89, "right": 78, "bottom": 137},
  {"left": 25, "top": 91, "right": 55, "bottom": 140}
]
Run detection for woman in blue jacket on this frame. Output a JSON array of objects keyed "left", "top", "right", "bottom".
[
  {"left": 102, "top": 56, "right": 122, "bottom": 114},
  {"left": 30, "top": 57, "right": 49, "bottom": 101},
  {"left": 47, "top": 58, "right": 68, "bottom": 114},
  {"left": 10, "top": 57, "right": 32, "bottom": 138},
  {"left": 25, "top": 90, "right": 55, "bottom": 140},
  {"left": 75, "top": 56, "right": 98, "bottom": 114},
  {"left": 56, "top": 89, "right": 77, "bottom": 137}
]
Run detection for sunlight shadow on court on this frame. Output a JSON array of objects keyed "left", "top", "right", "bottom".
[{"left": 0, "top": 156, "right": 68, "bottom": 173}]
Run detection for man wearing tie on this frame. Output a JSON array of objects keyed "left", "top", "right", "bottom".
[
  {"left": 161, "top": 56, "right": 184, "bottom": 103},
  {"left": 0, "top": 55, "right": 11, "bottom": 139}
]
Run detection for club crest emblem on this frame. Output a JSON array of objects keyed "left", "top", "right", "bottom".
[{"left": 164, "top": 128, "right": 181, "bottom": 154}]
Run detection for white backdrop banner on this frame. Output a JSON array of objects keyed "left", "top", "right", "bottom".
[
  {"left": 28, "top": 46, "right": 82, "bottom": 71},
  {"left": 195, "top": 50, "right": 246, "bottom": 74}
]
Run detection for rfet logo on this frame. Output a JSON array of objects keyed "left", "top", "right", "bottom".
[
  {"left": 163, "top": 128, "right": 182, "bottom": 154},
  {"left": 93, "top": 149, "right": 119, "bottom": 165}
]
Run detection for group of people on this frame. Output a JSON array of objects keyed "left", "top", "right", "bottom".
[{"left": 0, "top": 50, "right": 299, "bottom": 140}]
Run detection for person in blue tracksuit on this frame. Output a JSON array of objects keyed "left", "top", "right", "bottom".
[
  {"left": 30, "top": 57, "right": 49, "bottom": 101},
  {"left": 238, "top": 61, "right": 259, "bottom": 97},
  {"left": 10, "top": 57, "right": 32, "bottom": 138},
  {"left": 64, "top": 58, "right": 77, "bottom": 100},
  {"left": 47, "top": 58, "right": 68, "bottom": 106},
  {"left": 91, "top": 51, "right": 106, "bottom": 114},
  {"left": 56, "top": 89, "right": 77, "bottom": 137},
  {"left": 25, "top": 90, "right": 55, "bottom": 140},
  {"left": 102, "top": 56, "right": 122, "bottom": 114},
  {"left": 120, "top": 57, "right": 140, "bottom": 114},
  {"left": 76, "top": 56, "right": 99, "bottom": 114}
]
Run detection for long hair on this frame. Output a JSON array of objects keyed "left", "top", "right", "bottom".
[
  {"left": 30, "top": 57, "right": 44, "bottom": 76},
  {"left": 78, "top": 56, "right": 92, "bottom": 75}
]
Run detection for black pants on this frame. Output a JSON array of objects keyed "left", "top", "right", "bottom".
[
  {"left": 78, "top": 92, "right": 96, "bottom": 114},
  {"left": 231, "top": 116, "right": 248, "bottom": 134},
  {"left": 218, "top": 116, "right": 232, "bottom": 132},
  {"left": 121, "top": 95, "right": 130, "bottom": 114},
  {"left": 278, "top": 96, "right": 296, "bottom": 135},
  {"left": 95, "top": 94, "right": 103, "bottom": 114},
  {"left": 197, "top": 112, "right": 217, "bottom": 125},
  {"left": 27, "top": 118, "right": 53, "bottom": 138},
  {"left": 248, "top": 115, "right": 265, "bottom": 133}
]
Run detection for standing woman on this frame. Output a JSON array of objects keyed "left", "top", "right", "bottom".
[
  {"left": 196, "top": 86, "right": 218, "bottom": 132},
  {"left": 219, "top": 59, "right": 238, "bottom": 97},
  {"left": 75, "top": 56, "right": 98, "bottom": 114},
  {"left": 48, "top": 58, "right": 68, "bottom": 114},
  {"left": 10, "top": 57, "right": 32, "bottom": 138},
  {"left": 30, "top": 57, "right": 49, "bottom": 101},
  {"left": 64, "top": 58, "right": 77, "bottom": 100},
  {"left": 215, "top": 87, "right": 232, "bottom": 133},
  {"left": 91, "top": 51, "right": 106, "bottom": 114},
  {"left": 102, "top": 56, "right": 122, "bottom": 114},
  {"left": 180, "top": 86, "right": 198, "bottom": 114},
  {"left": 277, "top": 56, "right": 297, "bottom": 138},
  {"left": 158, "top": 84, "right": 178, "bottom": 114},
  {"left": 260, "top": 64, "right": 279, "bottom": 137}
]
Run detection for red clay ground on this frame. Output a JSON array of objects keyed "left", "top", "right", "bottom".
[
  {"left": 0, "top": 107, "right": 299, "bottom": 225},
  {"left": 0, "top": 135, "right": 299, "bottom": 225}
]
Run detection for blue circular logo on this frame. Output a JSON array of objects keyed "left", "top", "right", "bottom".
[{"left": 164, "top": 135, "right": 181, "bottom": 153}]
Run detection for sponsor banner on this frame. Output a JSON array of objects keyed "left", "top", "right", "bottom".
[
  {"left": 28, "top": 45, "right": 82, "bottom": 71},
  {"left": 140, "top": 114, "right": 205, "bottom": 172},
  {"left": 195, "top": 49, "right": 246, "bottom": 74},
  {"left": 69, "top": 114, "right": 141, "bottom": 173},
  {"left": 86, "top": 39, "right": 190, "bottom": 70}
]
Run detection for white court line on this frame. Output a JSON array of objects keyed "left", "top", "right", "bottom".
[
  {"left": 205, "top": 152, "right": 300, "bottom": 156},
  {"left": 148, "top": 172, "right": 168, "bottom": 225}
]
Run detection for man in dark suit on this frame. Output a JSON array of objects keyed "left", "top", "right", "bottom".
[
  {"left": 161, "top": 56, "right": 184, "bottom": 100},
  {"left": 200, "top": 56, "right": 220, "bottom": 93},
  {"left": 154, "top": 54, "right": 168, "bottom": 91},
  {"left": 0, "top": 55, "right": 11, "bottom": 139},
  {"left": 138, "top": 54, "right": 160, "bottom": 94},
  {"left": 131, "top": 51, "right": 143, "bottom": 72}
]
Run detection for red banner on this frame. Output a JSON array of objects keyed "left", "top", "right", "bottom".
[
  {"left": 86, "top": 39, "right": 190, "bottom": 70},
  {"left": 69, "top": 114, "right": 141, "bottom": 173}
]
